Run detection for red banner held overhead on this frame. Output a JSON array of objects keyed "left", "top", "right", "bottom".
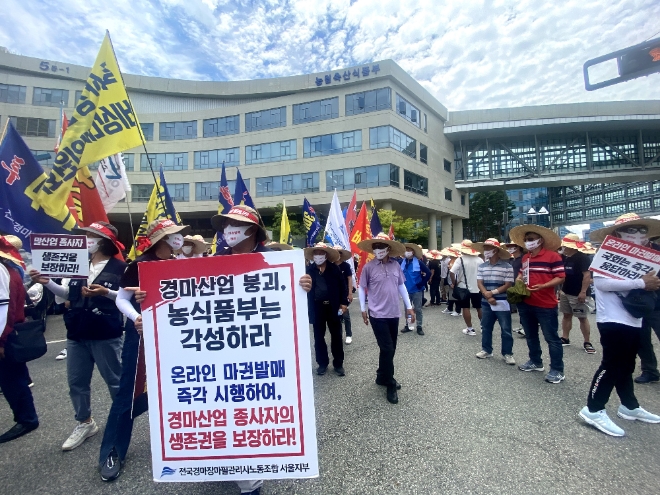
[{"left": 349, "top": 202, "right": 374, "bottom": 284}]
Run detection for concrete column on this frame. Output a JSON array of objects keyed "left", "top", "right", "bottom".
[
  {"left": 428, "top": 212, "right": 437, "bottom": 249},
  {"left": 382, "top": 202, "right": 393, "bottom": 210},
  {"left": 441, "top": 215, "right": 452, "bottom": 248},
  {"left": 453, "top": 218, "right": 464, "bottom": 242}
]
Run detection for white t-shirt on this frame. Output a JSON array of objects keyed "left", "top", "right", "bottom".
[
  {"left": 593, "top": 274, "right": 645, "bottom": 328},
  {"left": 440, "top": 258, "right": 449, "bottom": 278},
  {"left": 450, "top": 255, "right": 484, "bottom": 293}
]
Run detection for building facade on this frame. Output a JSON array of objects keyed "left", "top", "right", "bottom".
[{"left": 0, "top": 49, "right": 468, "bottom": 249}]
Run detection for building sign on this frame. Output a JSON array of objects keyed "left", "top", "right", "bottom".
[
  {"left": 39, "top": 61, "right": 71, "bottom": 74},
  {"left": 30, "top": 233, "right": 89, "bottom": 278},
  {"left": 313, "top": 64, "right": 381, "bottom": 87},
  {"left": 138, "top": 250, "right": 318, "bottom": 482},
  {"left": 589, "top": 235, "right": 660, "bottom": 280}
]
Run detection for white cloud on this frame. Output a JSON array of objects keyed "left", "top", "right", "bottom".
[{"left": 1, "top": 0, "right": 659, "bottom": 110}]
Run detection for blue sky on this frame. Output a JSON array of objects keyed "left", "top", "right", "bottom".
[{"left": 1, "top": 0, "right": 659, "bottom": 110}]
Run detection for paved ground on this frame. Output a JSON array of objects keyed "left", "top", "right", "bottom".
[{"left": 2, "top": 305, "right": 660, "bottom": 495}]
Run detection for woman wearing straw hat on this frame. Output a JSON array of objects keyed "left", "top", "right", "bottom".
[
  {"left": 450, "top": 240, "right": 484, "bottom": 336},
  {"left": 176, "top": 235, "right": 210, "bottom": 259},
  {"left": 356, "top": 233, "right": 414, "bottom": 404},
  {"left": 0, "top": 236, "right": 39, "bottom": 444},
  {"left": 400, "top": 243, "right": 431, "bottom": 335},
  {"left": 509, "top": 225, "right": 566, "bottom": 384},
  {"left": 333, "top": 245, "right": 355, "bottom": 344},
  {"left": 304, "top": 243, "right": 348, "bottom": 376},
  {"left": 98, "top": 218, "right": 190, "bottom": 482},
  {"left": 30, "top": 221, "right": 127, "bottom": 452},
  {"left": 577, "top": 213, "right": 660, "bottom": 437}
]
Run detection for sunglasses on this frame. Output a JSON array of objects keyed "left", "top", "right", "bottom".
[{"left": 617, "top": 226, "right": 648, "bottom": 235}]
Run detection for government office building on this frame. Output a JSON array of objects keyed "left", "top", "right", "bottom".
[{"left": 1, "top": 46, "right": 659, "bottom": 249}]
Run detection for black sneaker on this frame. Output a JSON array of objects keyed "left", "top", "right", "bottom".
[
  {"left": 316, "top": 366, "right": 327, "bottom": 376},
  {"left": 375, "top": 377, "right": 401, "bottom": 389},
  {"left": 401, "top": 327, "right": 413, "bottom": 333},
  {"left": 560, "top": 337, "right": 570, "bottom": 346},
  {"left": 583, "top": 342, "right": 596, "bottom": 354},
  {"left": 100, "top": 448, "right": 122, "bottom": 482},
  {"left": 634, "top": 372, "right": 660, "bottom": 384},
  {"left": 334, "top": 367, "right": 345, "bottom": 377},
  {"left": 386, "top": 385, "right": 399, "bottom": 404},
  {"left": 417, "top": 327, "right": 424, "bottom": 335}
]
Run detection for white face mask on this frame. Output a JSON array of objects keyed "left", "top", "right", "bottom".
[
  {"left": 483, "top": 249, "right": 496, "bottom": 260},
  {"left": 224, "top": 225, "right": 251, "bottom": 247},
  {"left": 181, "top": 245, "right": 193, "bottom": 255},
  {"left": 525, "top": 238, "right": 542, "bottom": 251},
  {"left": 373, "top": 248, "right": 389, "bottom": 260},
  {"left": 165, "top": 233, "right": 184, "bottom": 251},
  {"left": 313, "top": 254, "right": 327, "bottom": 265},
  {"left": 87, "top": 238, "right": 99, "bottom": 255},
  {"left": 404, "top": 251, "right": 414, "bottom": 259},
  {"left": 619, "top": 232, "right": 649, "bottom": 246},
  {"left": 507, "top": 247, "right": 517, "bottom": 254}
]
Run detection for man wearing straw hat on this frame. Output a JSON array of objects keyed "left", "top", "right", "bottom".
[
  {"left": 400, "top": 243, "right": 431, "bottom": 335},
  {"left": 176, "top": 234, "right": 210, "bottom": 259},
  {"left": 333, "top": 245, "right": 355, "bottom": 344},
  {"left": 474, "top": 239, "right": 515, "bottom": 365},
  {"left": 304, "top": 243, "right": 349, "bottom": 376},
  {"left": 450, "top": 240, "right": 484, "bottom": 336},
  {"left": 357, "top": 233, "right": 414, "bottom": 404},
  {"left": 509, "top": 225, "right": 566, "bottom": 384},
  {"left": 558, "top": 233, "right": 596, "bottom": 354}
]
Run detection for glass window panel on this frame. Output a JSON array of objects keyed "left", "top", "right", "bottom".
[{"left": 0, "top": 84, "right": 27, "bottom": 104}]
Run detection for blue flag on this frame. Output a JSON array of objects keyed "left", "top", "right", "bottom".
[
  {"left": 303, "top": 197, "right": 322, "bottom": 247},
  {"left": 370, "top": 206, "right": 383, "bottom": 237},
  {"left": 214, "top": 162, "right": 234, "bottom": 252},
  {"left": 0, "top": 122, "right": 76, "bottom": 251},
  {"left": 160, "top": 167, "right": 180, "bottom": 222},
  {"left": 233, "top": 170, "right": 255, "bottom": 208}
]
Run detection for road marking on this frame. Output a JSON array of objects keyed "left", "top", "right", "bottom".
[{"left": 46, "top": 339, "right": 67, "bottom": 344}]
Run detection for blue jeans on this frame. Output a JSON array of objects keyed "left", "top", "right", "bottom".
[
  {"left": 518, "top": 302, "right": 564, "bottom": 373},
  {"left": 481, "top": 304, "right": 514, "bottom": 355}
]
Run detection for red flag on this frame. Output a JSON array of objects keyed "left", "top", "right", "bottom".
[
  {"left": 67, "top": 165, "right": 109, "bottom": 227},
  {"left": 388, "top": 223, "right": 395, "bottom": 240},
  {"left": 345, "top": 190, "right": 358, "bottom": 235},
  {"left": 349, "top": 202, "right": 374, "bottom": 283}
]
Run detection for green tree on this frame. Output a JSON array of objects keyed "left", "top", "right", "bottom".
[
  {"left": 376, "top": 209, "right": 430, "bottom": 246},
  {"left": 269, "top": 202, "right": 306, "bottom": 242},
  {"left": 465, "top": 191, "right": 516, "bottom": 241}
]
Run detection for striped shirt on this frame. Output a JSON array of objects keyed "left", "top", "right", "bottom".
[
  {"left": 522, "top": 248, "right": 565, "bottom": 308},
  {"left": 477, "top": 259, "right": 514, "bottom": 302}
]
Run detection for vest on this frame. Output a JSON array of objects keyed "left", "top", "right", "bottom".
[{"left": 63, "top": 257, "right": 126, "bottom": 341}]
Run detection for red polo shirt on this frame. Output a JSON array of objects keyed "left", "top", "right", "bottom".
[{"left": 522, "top": 248, "right": 565, "bottom": 308}]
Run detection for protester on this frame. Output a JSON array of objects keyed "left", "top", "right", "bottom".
[
  {"left": 558, "top": 234, "right": 595, "bottom": 354},
  {"left": 474, "top": 239, "right": 515, "bottom": 364},
  {"left": 400, "top": 243, "right": 431, "bottom": 335},
  {"left": 450, "top": 240, "right": 484, "bottom": 336},
  {"left": 265, "top": 241, "right": 294, "bottom": 251},
  {"left": 427, "top": 250, "right": 442, "bottom": 305},
  {"left": 578, "top": 213, "right": 660, "bottom": 436},
  {"left": 333, "top": 245, "right": 355, "bottom": 344},
  {"left": 0, "top": 236, "right": 39, "bottom": 444},
  {"left": 509, "top": 225, "right": 566, "bottom": 384},
  {"left": 98, "top": 218, "right": 189, "bottom": 482},
  {"left": 440, "top": 252, "right": 450, "bottom": 303},
  {"left": 357, "top": 233, "right": 414, "bottom": 404},
  {"left": 31, "top": 222, "right": 126, "bottom": 451},
  {"left": 304, "top": 243, "right": 348, "bottom": 376},
  {"left": 440, "top": 247, "right": 461, "bottom": 316},
  {"left": 504, "top": 241, "right": 526, "bottom": 335},
  {"left": 176, "top": 234, "right": 209, "bottom": 259}
]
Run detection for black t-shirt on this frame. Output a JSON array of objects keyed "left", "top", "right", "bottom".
[
  {"left": 314, "top": 270, "right": 330, "bottom": 301},
  {"left": 429, "top": 259, "right": 440, "bottom": 283},
  {"left": 562, "top": 252, "right": 591, "bottom": 296},
  {"left": 338, "top": 261, "right": 352, "bottom": 295},
  {"left": 120, "top": 250, "right": 161, "bottom": 311},
  {"left": 509, "top": 256, "right": 523, "bottom": 280}
]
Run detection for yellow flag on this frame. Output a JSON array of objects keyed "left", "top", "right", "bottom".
[
  {"left": 34, "top": 32, "right": 143, "bottom": 223},
  {"left": 280, "top": 200, "right": 292, "bottom": 245}
]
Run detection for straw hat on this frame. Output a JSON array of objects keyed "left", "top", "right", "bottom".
[
  {"left": 439, "top": 246, "right": 460, "bottom": 257},
  {"left": 473, "top": 238, "right": 512, "bottom": 259},
  {"left": 332, "top": 245, "right": 353, "bottom": 262},
  {"left": 457, "top": 239, "right": 480, "bottom": 256},
  {"left": 357, "top": 232, "right": 406, "bottom": 258},
  {"left": 560, "top": 233, "right": 592, "bottom": 254},
  {"left": 210, "top": 205, "right": 268, "bottom": 244},
  {"left": 403, "top": 243, "right": 423, "bottom": 259},
  {"left": 136, "top": 219, "right": 190, "bottom": 253},
  {"left": 509, "top": 225, "right": 561, "bottom": 253},
  {"left": 582, "top": 242, "right": 597, "bottom": 255},
  {"left": 182, "top": 235, "right": 211, "bottom": 255},
  {"left": 427, "top": 249, "right": 443, "bottom": 260},
  {"left": 588, "top": 213, "right": 660, "bottom": 243},
  {"left": 0, "top": 235, "right": 25, "bottom": 267},
  {"left": 303, "top": 242, "right": 340, "bottom": 263},
  {"left": 76, "top": 221, "right": 125, "bottom": 253},
  {"left": 265, "top": 242, "right": 294, "bottom": 251}
]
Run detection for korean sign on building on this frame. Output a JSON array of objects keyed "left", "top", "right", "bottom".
[
  {"left": 30, "top": 234, "right": 89, "bottom": 278},
  {"left": 139, "top": 250, "right": 318, "bottom": 482},
  {"left": 313, "top": 63, "right": 381, "bottom": 87},
  {"left": 590, "top": 235, "right": 660, "bottom": 280}
]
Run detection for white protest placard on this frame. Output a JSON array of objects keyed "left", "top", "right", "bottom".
[
  {"left": 138, "top": 250, "right": 318, "bottom": 483},
  {"left": 589, "top": 235, "right": 660, "bottom": 280},
  {"left": 29, "top": 233, "right": 89, "bottom": 278}
]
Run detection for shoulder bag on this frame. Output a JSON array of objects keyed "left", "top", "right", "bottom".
[
  {"left": 5, "top": 318, "right": 47, "bottom": 363},
  {"left": 617, "top": 290, "right": 657, "bottom": 319},
  {"left": 452, "top": 258, "right": 471, "bottom": 303}
]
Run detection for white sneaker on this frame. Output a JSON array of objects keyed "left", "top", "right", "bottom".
[
  {"left": 441, "top": 308, "right": 450, "bottom": 314},
  {"left": 56, "top": 349, "right": 67, "bottom": 360},
  {"left": 617, "top": 405, "right": 660, "bottom": 423},
  {"left": 579, "top": 407, "right": 625, "bottom": 437},
  {"left": 345, "top": 336, "right": 352, "bottom": 345},
  {"left": 450, "top": 311, "right": 461, "bottom": 317},
  {"left": 475, "top": 350, "right": 492, "bottom": 359},
  {"left": 504, "top": 354, "right": 516, "bottom": 365},
  {"left": 462, "top": 328, "right": 476, "bottom": 336},
  {"left": 62, "top": 419, "right": 99, "bottom": 451}
]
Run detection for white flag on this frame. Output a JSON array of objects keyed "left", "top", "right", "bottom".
[
  {"left": 324, "top": 189, "right": 351, "bottom": 251},
  {"left": 95, "top": 153, "right": 132, "bottom": 213}
]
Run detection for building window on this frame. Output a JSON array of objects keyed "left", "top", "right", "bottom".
[
  {"left": 293, "top": 97, "right": 338, "bottom": 124},
  {"left": 132, "top": 184, "right": 154, "bottom": 202},
  {"left": 245, "top": 140, "right": 297, "bottom": 165},
  {"left": 74, "top": 90, "right": 83, "bottom": 105},
  {"left": 140, "top": 153, "right": 187, "bottom": 171},
  {"left": 420, "top": 144, "right": 428, "bottom": 164},
  {"left": 326, "top": 164, "right": 399, "bottom": 191},
  {"left": 167, "top": 183, "right": 189, "bottom": 202},
  {"left": 140, "top": 123, "right": 154, "bottom": 141},
  {"left": 256, "top": 173, "right": 319, "bottom": 197},
  {"left": 461, "top": 194, "right": 466, "bottom": 205},
  {"left": 369, "top": 126, "right": 416, "bottom": 159},
  {"left": 628, "top": 199, "right": 652, "bottom": 212},
  {"left": 445, "top": 188, "right": 453, "bottom": 201},
  {"left": 203, "top": 115, "right": 239, "bottom": 138},
  {"left": 194, "top": 148, "right": 239, "bottom": 169},
  {"left": 9, "top": 116, "right": 56, "bottom": 138},
  {"left": 32, "top": 87, "right": 69, "bottom": 107},
  {"left": 396, "top": 93, "right": 420, "bottom": 127},
  {"left": 246, "top": 106, "right": 286, "bottom": 132},
  {"left": 303, "top": 131, "right": 362, "bottom": 158},
  {"left": 345, "top": 87, "right": 391, "bottom": 116},
  {"left": 159, "top": 121, "right": 197, "bottom": 141},
  {"left": 423, "top": 113, "right": 427, "bottom": 133},
  {"left": 194, "top": 179, "right": 247, "bottom": 201},
  {"left": 122, "top": 153, "right": 135, "bottom": 172},
  {"left": 444, "top": 159, "right": 452, "bottom": 173},
  {"left": 0, "top": 84, "right": 26, "bottom": 104},
  {"left": 404, "top": 170, "right": 428, "bottom": 196}
]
